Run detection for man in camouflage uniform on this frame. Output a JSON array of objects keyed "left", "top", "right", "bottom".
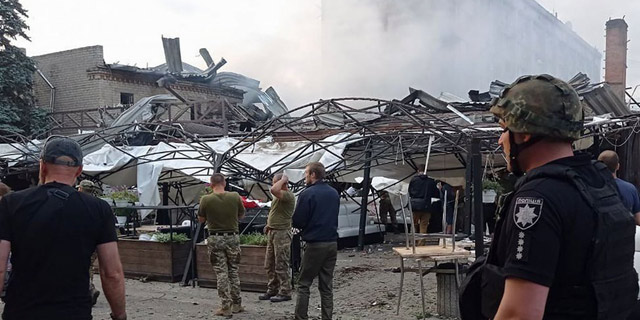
[
  {"left": 198, "top": 173, "right": 245, "bottom": 317},
  {"left": 259, "top": 173, "right": 295, "bottom": 302},
  {"left": 77, "top": 179, "right": 102, "bottom": 306}
]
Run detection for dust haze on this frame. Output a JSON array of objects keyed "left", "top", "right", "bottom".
[{"left": 13, "top": 0, "right": 640, "bottom": 108}]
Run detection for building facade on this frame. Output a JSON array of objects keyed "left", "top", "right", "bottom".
[
  {"left": 32, "top": 45, "right": 243, "bottom": 113},
  {"left": 320, "top": 0, "right": 602, "bottom": 100}
]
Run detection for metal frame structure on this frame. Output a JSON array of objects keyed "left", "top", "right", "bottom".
[
  {"left": 3, "top": 98, "right": 640, "bottom": 253},
  {"left": 48, "top": 98, "right": 261, "bottom": 136},
  {"left": 218, "top": 98, "right": 499, "bottom": 187}
]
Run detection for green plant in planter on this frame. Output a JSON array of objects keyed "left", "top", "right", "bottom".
[
  {"left": 154, "top": 233, "right": 190, "bottom": 244},
  {"left": 482, "top": 179, "right": 503, "bottom": 194},
  {"left": 239, "top": 232, "right": 268, "bottom": 246},
  {"left": 108, "top": 188, "right": 139, "bottom": 217}
]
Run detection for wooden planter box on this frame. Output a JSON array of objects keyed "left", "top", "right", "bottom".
[
  {"left": 117, "top": 239, "right": 191, "bottom": 282},
  {"left": 196, "top": 243, "right": 267, "bottom": 292}
]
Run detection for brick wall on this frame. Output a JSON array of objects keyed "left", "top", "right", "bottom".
[
  {"left": 33, "top": 45, "right": 246, "bottom": 133},
  {"left": 96, "top": 78, "right": 166, "bottom": 106},
  {"left": 605, "top": 19, "right": 628, "bottom": 101},
  {"left": 32, "top": 45, "right": 105, "bottom": 112}
]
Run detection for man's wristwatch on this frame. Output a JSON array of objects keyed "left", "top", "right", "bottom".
[{"left": 110, "top": 313, "right": 127, "bottom": 320}]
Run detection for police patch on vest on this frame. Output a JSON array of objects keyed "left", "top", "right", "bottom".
[{"left": 513, "top": 197, "right": 543, "bottom": 230}]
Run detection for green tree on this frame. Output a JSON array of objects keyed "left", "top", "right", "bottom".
[{"left": 0, "top": 0, "right": 48, "bottom": 137}]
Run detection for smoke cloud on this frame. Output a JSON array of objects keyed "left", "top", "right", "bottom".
[{"left": 13, "top": 0, "right": 640, "bottom": 108}]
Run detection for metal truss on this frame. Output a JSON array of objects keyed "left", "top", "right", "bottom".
[
  {"left": 217, "top": 98, "right": 500, "bottom": 189},
  {"left": 2, "top": 99, "right": 640, "bottom": 192}
]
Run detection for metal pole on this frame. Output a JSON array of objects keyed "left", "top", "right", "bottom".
[
  {"left": 442, "top": 190, "right": 447, "bottom": 248},
  {"left": 423, "top": 135, "right": 434, "bottom": 174},
  {"left": 452, "top": 190, "right": 460, "bottom": 252},
  {"left": 358, "top": 149, "right": 372, "bottom": 251},
  {"left": 396, "top": 257, "right": 405, "bottom": 315},
  {"left": 408, "top": 200, "right": 416, "bottom": 254},
  {"left": 464, "top": 153, "right": 472, "bottom": 235},
  {"left": 418, "top": 259, "right": 426, "bottom": 319},
  {"left": 471, "top": 138, "right": 484, "bottom": 257},
  {"left": 399, "top": 195, "right": 410, "bottom": 250}
]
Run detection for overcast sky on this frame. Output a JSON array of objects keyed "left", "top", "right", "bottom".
[{"left": 13, "top": 0, "right": 640, "bottom": 108}]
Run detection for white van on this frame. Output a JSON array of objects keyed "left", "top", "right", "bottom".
[{"left": 337, "top": 198, "right": 385, "bottom": 239}]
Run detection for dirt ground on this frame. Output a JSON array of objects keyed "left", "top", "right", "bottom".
[{"left": 92, "top": 234, "right": 454, "bottom": 320}]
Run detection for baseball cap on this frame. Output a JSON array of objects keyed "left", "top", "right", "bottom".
[{"left": 40, "top": 137, "right": 83, "bottom": 167}]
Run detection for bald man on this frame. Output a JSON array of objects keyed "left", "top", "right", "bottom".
[
  {"left": 0, "top": 137, "right": 126, "bottom": 320},
  {"left": 598, "top": 150, "right": 640, "bottom": 226}
]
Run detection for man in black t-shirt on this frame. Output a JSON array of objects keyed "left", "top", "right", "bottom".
[{"left": 0, "top": 137, "right": 127, "bottom": 320}]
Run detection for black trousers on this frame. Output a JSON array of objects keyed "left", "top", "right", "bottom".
[{"left": 295, "top": 241, "right": 337, "bottom": 320}]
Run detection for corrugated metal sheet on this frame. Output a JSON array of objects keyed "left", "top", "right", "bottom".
[
  {"left": 161, "top": 37, "right": 183, "bottom": 74},
  {"left": 580, "top": 84, "right": 631, "bottom": 117}
]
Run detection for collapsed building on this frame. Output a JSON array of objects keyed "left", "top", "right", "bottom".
[{"left": 31, "top": 37, "right": 287, "bottom": 135}]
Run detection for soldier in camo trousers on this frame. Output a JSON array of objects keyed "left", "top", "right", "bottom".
[
  {"left": 259, "top": 173, "right": 294, "bottom": 302},
  {"left": 77, "top": 179, "right": 102, "bottom": 306},
  {"left": 199, "top": 173, "right": 246, "bottom": 318}
]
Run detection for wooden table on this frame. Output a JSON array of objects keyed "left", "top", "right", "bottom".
[{"left": 393, "top": 246, "right": 471, "bottom": 319}]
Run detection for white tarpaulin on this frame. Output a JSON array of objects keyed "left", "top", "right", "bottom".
[{"left": 81, "top": 133, "right": 358, "bottom": 216}]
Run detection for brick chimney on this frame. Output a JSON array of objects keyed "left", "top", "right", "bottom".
[{"left": 605, "top": 18, "right": 628, "bottom": 102}]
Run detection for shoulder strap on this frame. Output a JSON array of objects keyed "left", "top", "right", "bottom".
[
  {"left": 15, "top": 185, "right": 76, "bottom": 276},
  {"left": 514, "top": 163, "right": 575, "bottom": 190}
]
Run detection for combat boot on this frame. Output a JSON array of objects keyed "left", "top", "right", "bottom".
[
  {"left": 258, "top": 292, "right": 276, "bottom": 300},
  {"left": 231, "top": 304, "right": 245, "bottom": 313},
  {"left": 215, "top": 307, "right": 232, "bottom": 318},
  {"left": 270, "top": 295, "right": 292, "bottom": 302}
]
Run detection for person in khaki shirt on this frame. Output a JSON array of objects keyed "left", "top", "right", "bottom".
[
  {"left": 198, "top": 173, "right": 245, "bottom": 317},
  {"left": 259, "top": 173, "right": 295, "bottom": 302}
]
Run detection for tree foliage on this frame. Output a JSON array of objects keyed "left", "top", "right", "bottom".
[{"left": 0, "top": 0, "right": 49, "bottom": 138}]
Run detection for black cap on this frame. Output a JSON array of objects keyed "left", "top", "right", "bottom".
[{"left": 40, "top": 137, "right": 83, "bottom": 167}]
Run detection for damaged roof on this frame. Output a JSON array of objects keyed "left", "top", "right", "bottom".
[{"left": 402, "top": 73, "right": 632, "bottom": 119}]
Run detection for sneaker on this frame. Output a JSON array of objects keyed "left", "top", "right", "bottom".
[
  {"left": 258, "top": 292, "right": 276, "bottom": 300},
  {"left": 231, "top": 304, "right": 245, "bottom": 313},
  {"left": 91, "top": 289, "right": 100, "bottom": 306},
  {"left": 270, "top": 295, "right": 292, "bottom": 302},
  {"left": 214, "top": 308, "right": 232, "bottom": 318}
]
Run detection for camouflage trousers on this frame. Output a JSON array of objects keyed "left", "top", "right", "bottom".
[
  {"left": 207, "top": 235, "right": 242, "bottom": 310},
  {"left": 90, "top": 251, "right": 97, "bottom": 293},
  {"left": 265, "top": 229, "right": 292, "bottom": 296}
]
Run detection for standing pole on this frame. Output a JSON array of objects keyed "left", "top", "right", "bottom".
[
  {"left": 464, "top": 156, "right": 472, "bottom": 235},
  {"left": 452, "top": 190, "right": 460, "bottom": 252},
  {"left": 399, "top": 195, "right": 410, "bottom": 250},
  {"left": 408, "top": 200, "right": 417, "bottom": 254},
  {"left": 358, "top": 148, "right": 372, "bottom": 251},
  {"left": 423, "top": 135, "right": 434, "bottom": 174},
  {"left": 441, "top": 190, "right": 448, "bottom": 248},
  {"left": 471, "top": 138, "right": 484, "bottom": 257}
]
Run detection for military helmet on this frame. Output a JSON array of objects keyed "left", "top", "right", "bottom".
[
  {"left": 490, "top": 74, "right": 584, "bottom": 140},
  {"left": 77, "top": 180, "right": 102, "bottom": 196}
]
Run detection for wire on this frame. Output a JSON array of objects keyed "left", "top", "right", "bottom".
[{"left": 601, "top": 118, "right": 640, "bottom": 147}]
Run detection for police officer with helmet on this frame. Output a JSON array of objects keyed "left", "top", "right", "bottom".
[{"left": 460, "top": 74, "right": 638, "bottom": 319}]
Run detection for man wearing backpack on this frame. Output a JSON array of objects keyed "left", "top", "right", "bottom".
[
  {"left": 0, "top": 137, "right": 126, "bottom": 320},
  {"left": 408, "top": 165, "right": 439, "bottom": 233},
  {"left": 459, "top": 75, "right": 638, "bottom": 319}
]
